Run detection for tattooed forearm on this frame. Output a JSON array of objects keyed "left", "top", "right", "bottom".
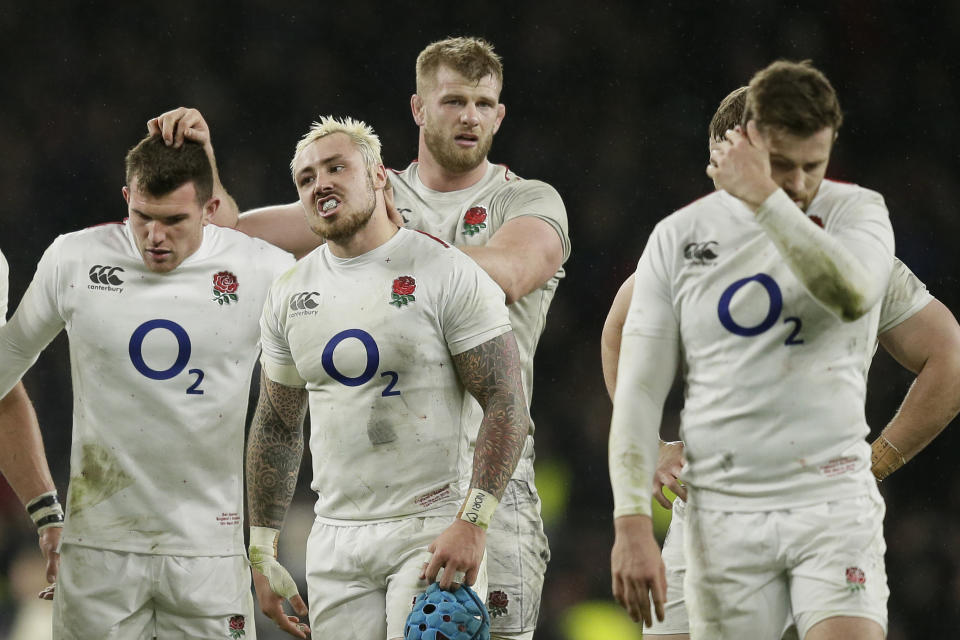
[
  {"left": 452, "top": 331, "right": 530, "bottom": 500},
  {"left": 246, "top": 370, "right": 309, "bottom": 529}
]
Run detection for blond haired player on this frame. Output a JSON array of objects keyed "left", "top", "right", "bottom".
[
  {"left": 0, "top": 249, "right": 62, "bottom": 595},
  {"left": 245, "top": 115, "right": 530, "bottom": 640},
  {"left": 0, "top": 135, "right": 293, "bottom": 639},
  {"left": 610, "top": 60, "right": 897, "bottom": 639},
  {"left": 151, "top": 36, "right": 568, "bottom": 640}
]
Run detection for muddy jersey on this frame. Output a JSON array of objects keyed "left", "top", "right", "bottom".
[
  {"left": 0, "top": 222, "right": 293, "bottom": 555},
  {"left": 389, "top": 161, "right": 570, "bottom": 477},
  {"left": 628, "top": 180, "right": 894, "bottom": 511},
  {"left": 260, "top": 228, "right": 511, "bottom": 522}
]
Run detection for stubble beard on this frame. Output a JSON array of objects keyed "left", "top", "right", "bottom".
[
  {"left": 308, "top": 174, "right": 378, "bottom": 243},
  {"left": 424, "top": 123, "right": 494, "bottom": 174}
]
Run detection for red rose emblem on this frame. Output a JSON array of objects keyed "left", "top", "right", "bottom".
[
  {"left": 845, "top": 567, "right": 865, "bottom": 585},
  {"left": 393, "top": 276, "right": 416, "bottom": 296},
  {"left": 464, "top": 207, "right": 487, "bottom": 226},
  {"left": 489, "top": 590, "right": 508, "bottom": 608},
  {"left": 229, "top": 615, "right": 245, "bottom": 630},
  {"left": 213, "top": 271, "right": 239, "bottom": 294}
]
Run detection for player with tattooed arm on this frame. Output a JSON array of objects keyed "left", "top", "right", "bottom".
[{"left": 245, "top": 116, "right": 530, "bottom": 640}]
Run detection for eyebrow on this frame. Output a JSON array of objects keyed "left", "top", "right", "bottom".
[{"left": 296, "top": 152, "right": 348, "bottom": 179}]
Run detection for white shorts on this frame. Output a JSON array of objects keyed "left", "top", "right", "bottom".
[
  {"left": 644, "top": 498, "right": 690, "bottom": 636},
  {"left": 305, "top": 515, "right": 487, "bottom": 640},
  {"left": 684, "top": 492, "right": 889, "bottom": 640},
  {"left": 52, "top": 544, "right": 255, "bottom": 640},
  {"left": 485, "top": 477, "right": 550, "bottom": 636}
]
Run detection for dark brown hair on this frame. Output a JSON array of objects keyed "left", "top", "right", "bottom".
[
  {"left": 743, "top": 60, "right": 843, "bottom": 136},
  {"left": 124, "top": 135, "right": 213, "bottom": 204}
]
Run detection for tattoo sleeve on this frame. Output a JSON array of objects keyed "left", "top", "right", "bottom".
[
  {"left": 452, "top": 330, "right": 530, "bottom": 500},
  {"left": 246, "top": 370, "right": 309, "bottom": 530}
]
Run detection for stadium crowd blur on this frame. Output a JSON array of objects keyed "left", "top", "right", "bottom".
[{"left": 1, "top": 3, "right": 958, "bottom": 638}]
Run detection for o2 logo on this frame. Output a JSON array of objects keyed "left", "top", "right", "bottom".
[
  {"left": 128, "top": 319, "right": 205, "bottom": 394},
  {"left": 321, "top": 328, "right": 401, "bottom": 396},
  {"left": 717, "top": 273, "right": 804, "bottom": 345}
]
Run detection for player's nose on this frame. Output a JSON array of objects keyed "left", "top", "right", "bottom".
[
  {"left": 146, "top": 221, "right": 165, "bottom": 244},
  {"left": 460, "top": 104, "right": 480, "bottom": 126}
]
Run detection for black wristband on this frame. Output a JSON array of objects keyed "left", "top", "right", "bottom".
[{"left": 26, "top": 493, "right": 59, "bottom": 515}]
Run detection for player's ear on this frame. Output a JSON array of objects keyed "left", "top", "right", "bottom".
[
  {"left": 202, "top": 197, "right": 220, "bottom": 226},
  {"left": 492, "top": 103, "right": 506, "bottom": 134},
  {"left": 371, "top": 164, "right": 388, "bottom": 190},
  {"left": 411, "top": 94, "right": 425, "bottom": 126},
  {"left": 122, "top": 186, "right": 130, "bottom": 204}
]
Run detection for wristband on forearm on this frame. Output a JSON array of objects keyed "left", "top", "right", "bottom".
[
  {"left": 26, "top": 491, "right": 64, "bottom": 530},
  {"left": 457, "top": 488, "right": 499, "bottom": 530},
  {"left": 871, "top": 435, "right": 906, "bottom": 482}
]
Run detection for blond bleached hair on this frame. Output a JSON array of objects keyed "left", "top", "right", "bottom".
[
  {"left": 290, "top": 115, "right": 383, "bottom": 176},
  {"left": 416, "top": 36, "right": 503, "bottom": 95}
]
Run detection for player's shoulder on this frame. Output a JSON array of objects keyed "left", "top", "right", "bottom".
[
  {"left": 657, "top": 190, "right": 730, "bottom": 230},
  {"left": 816, "top": 179, "right": 887, "bottom": 209},
  {"left": 205, "top": 225, "right": 295, "bottom": 268},
  {"left": 387, "top": 161, "right": 419, "bottom": 190},
  {"left": 52, "top": 220, "right": 129, "bottom": 255}
]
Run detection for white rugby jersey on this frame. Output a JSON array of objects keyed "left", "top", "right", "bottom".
[
  {"left": 0, "top": 249, "right": 8, "bottom": 323},
  {"left": 389, "top": 161, "right": 570, "bottom": 476},
  {"left": 0, "top": 222, "right": 293, "bottom": 555},
  {"left": 628, "top": 180, "right": 895, "bottom": 511},
  {"left": 260, "top": 227, "right": 511, "bottom": 522}
]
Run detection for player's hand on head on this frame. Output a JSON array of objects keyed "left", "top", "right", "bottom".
[
  {"left": 421, "top": 519, "right": 486, "bottom": 591},
  {"left": 706, "top": 120, "right": 777, "bottom": 211},
  {"left": 146, "top": 107, "right": 213, "bottom": 150},
  {"left": 611, "top": 515, "right": 666, "bottom": 628},
  {"left": 653, "top": 440, "right": 687, "bottom": 508}
]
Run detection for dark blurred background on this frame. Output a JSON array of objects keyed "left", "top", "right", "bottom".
[{"left": 1, "top": 2, "right": 959, "bottom": 638}]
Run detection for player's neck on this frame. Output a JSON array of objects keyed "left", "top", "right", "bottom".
[
  {"left": 416, "top": 140, "right": 488, "bottom": 193},
  {"left": 326, "top": 207, "right": 399, "bottom": 259}
]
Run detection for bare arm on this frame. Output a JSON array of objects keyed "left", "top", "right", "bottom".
[
  {"left": 246, "top": 370, "right": 309, "bottom": 529},
  {"left": 453, "top": 331, "right": 530, "bottom": 499},
  {"left": 0, "top": 382, "right": 61, "bottom": 585},
  {"left": 873, "top": 299, "right": 960, "bottom": 479},
  {"left": 422, "top": 331, "right": 530, "bottom": 590},
  {"left": 601, "top": 274, "right": 634, "bottom": 401},
  {"left": 458, "top": 216, "right": 563, "bottom": 305},
  {"left": 245, "top": 370, "right": 310, "bottom": 638},
  {"left": 238, "top": 204, "right": 324, "bottom": 260}
]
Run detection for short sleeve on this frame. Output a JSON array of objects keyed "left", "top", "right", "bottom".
[
  {"left": 623, "top": 223, "right": 679, "bottom": 340},
  {"left": 497, "top": 180, "right": 571, "bottom": 263},
  {"left": 258, "top": 282, "right": 306, "bottom": 387},
  {"left": 878, "top": 258, "right": 933, "bottom": 334},
  {"left": 439, "top": 252, "right": 512, "bottom": 355}
]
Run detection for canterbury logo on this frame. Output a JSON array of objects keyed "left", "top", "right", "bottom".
[
  {"left": 88, "top": 265, "right": 125, "bottom": 285},
  {"left": 683, "top": 241, "right": 718, "bottom": 264},
  {"left": 289, "top": 292, "right": 321, "bottom": 310}
]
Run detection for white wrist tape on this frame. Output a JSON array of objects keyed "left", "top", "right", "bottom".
[
  {"left": 458, "top": 488, "right": 499, "bottom": 530},
  {"left": 248, "top": 526, "right": 300, "bottom": 600},
  {"left": 26, "top": 491, "right": 64, "bottom": 530}
]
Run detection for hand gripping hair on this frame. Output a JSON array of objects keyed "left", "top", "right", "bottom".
[{"left": 404, "top": 582, "right": 490, "bottom": 640}]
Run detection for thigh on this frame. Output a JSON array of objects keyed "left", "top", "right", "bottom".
[
  {"left": 382, "top": 515, "right": 489, "bottom": 640},
  {"left": 485, "top": 478, "right": 549, "bottom": 634},
  {"left": 306, "top": 520, "right": 386, "bottom": 640},
  {"left": 684, "top": 507, "right": 790, "bottom": 640},
  {"left": 646, "top": 499, "right": 690, "bottom": 636},
  {"left": 154, "top": 555, "right": 256, "bottom": 639},
  {"left": 53, "top": 544, "right": 154, "bottom": 640},
  {"left": 787, "top": 494, "right": 888, "bottom": 639}
]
